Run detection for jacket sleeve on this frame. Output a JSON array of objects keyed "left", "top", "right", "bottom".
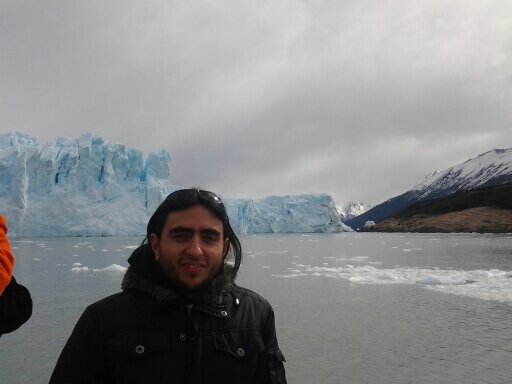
[
  {"left": 256, "top": 305, "right": 287, "bottom": 384},
  {"left": 0, "top": 215, "right": 15, "bottom": 294},
  {"left": 0, "top": 276, "right": 33, "bottom": 335},
  {"left": 49, "top": 305, "right": 108, "bottom": 384}
]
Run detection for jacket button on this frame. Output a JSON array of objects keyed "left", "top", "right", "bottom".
[
  {"left": 220, "top": 310, "right": 228, "bottom": 317},
  {"left": 135, "top": 345, "right": 145, "bottom": 354},
  {"left": 179, "top": 333, "right": 187, "bottom": 341},
  {"left": 236, "top": 347, "right": 245, "bottom": 357}
]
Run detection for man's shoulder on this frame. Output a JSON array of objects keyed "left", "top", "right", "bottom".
[
  {"left": 76, "top": 290, "right": 151, "bottom": 332},
  {"left": 84, "top": 291, "right": 136, "bottom": 315},
  {"left": 231, "top": 285, "right": 273, "bottom": 310}
]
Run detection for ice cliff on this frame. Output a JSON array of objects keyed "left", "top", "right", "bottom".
[
  {"left": 226, "top": 195, "right": 349, "bottom": 234},
  {"left": 0, "top": 132, "right": 172, "bottom": 236},
  {"left": 0, "top": 133, "right": 345, "bottom": 236}
]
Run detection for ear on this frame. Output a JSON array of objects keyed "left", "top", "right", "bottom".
[
  {"left": 149, "top": 234, "right": 161, "bottom": 261},
  {"left": 223, "top": 238, "right": 229, "bottom": 258}
]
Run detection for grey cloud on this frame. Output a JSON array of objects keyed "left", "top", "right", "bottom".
[{"left": 1, "top": 0, "right": 511, "bottom": 205}]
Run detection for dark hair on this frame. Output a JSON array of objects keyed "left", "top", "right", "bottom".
[{"left": 144, "top": 188, "right": 242, "bottom": 276}]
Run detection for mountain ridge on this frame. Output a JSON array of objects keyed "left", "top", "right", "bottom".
[
  {"left": 347, "top": 148, "right": 512, "bottom": 230},
  {"left": 366, "top": 184, "right": 512, "bottom": 233}
]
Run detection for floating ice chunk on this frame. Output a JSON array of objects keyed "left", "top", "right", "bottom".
[
  {"left": 376, "top": 272, "right": 397, "bottom": 281},
  {"left": 32, "top": 258, "right": 41, "bottom": 261},
  {"left": 336, "top": 256, "right": 368, "bottom": 262},
  {"left": 275, "top": 262, "right": 512, "bottom": 303},
  {"left": 71, "top": 266, "right": 89, "bottom": 272},
  {"left": 272, "top": 274, "right": 299, "bottom": 278},
  {"left": 483, "top": 269, "right": 509, "bottom": 278},
  {"left": 93, "top": 264, "right": 127, "bottom": 273},
  {"left": 72, "top": 262, "right": 82, "bottom": 267},
  {"left": 417, "top": 274, "right": 467, "bottom": 285}
]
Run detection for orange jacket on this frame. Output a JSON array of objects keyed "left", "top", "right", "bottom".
[{"left": 0, "top": 216, "right": 15, "bottom": 295}]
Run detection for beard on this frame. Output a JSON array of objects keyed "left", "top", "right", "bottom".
[{"left": 156, "top": 257, "right": 223, "bottom": 292}]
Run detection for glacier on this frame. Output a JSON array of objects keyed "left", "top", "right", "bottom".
[
  {"left": 226, "top": 195, "right": 350, "bottom": 234},
  {"left": 0, "top": 132, "right": 346, "bottom": 236}
]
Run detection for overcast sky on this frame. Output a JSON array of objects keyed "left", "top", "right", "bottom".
[{"left": 1, "top": 1, "right": 511, "bottom": 205}]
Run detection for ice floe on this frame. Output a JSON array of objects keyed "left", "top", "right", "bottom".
[
  {"left": 274, "top": 264, "right": 512, "bottom": 303},
  {"left": 71, "top": 264, "right": 127, "bottom": 274}
]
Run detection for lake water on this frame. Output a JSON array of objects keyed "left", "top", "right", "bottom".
[{"left": 1, "top": 233, "right": 511, "bottom": 383}]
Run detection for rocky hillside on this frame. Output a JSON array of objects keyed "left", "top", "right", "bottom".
[
  {"left": 348, "top": 148, "right": 512, "bottom": 230},
  {"left": 367, "top": 184, "right": 512, "bottom": 233}
]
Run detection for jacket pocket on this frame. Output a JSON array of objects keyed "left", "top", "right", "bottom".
[
  {"left": 213, "top": 330, "right": 265, "bottom": 359},
  {"left": 201, "top": 330, "right": 265, "bottom": 383},
  {"left": 107, "top": 331, "right": 174, "bottom": 383}
]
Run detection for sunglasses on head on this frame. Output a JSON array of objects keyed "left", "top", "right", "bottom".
[{"left": 164, "top": 188, "right": 224, "bottom": 206}]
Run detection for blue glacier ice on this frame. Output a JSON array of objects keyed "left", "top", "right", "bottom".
[
  {"left": 225, "top": 195, "right": 346, "bottom": 233},
  {"left": 0, "top": 132, "right": 348, "bottom": 236}
]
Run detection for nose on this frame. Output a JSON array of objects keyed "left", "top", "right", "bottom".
[{"left": 186, "top": 235, "right": 204, "bottom": 257}]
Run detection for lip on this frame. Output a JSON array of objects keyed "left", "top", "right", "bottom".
[{"left": 181, "top": 261, "right": 206, "bottom": 273}]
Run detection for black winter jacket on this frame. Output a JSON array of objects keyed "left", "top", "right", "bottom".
[
  {"left": 50, "top": 245, "right": 286, "bottom": 384},
  {"left": 0, "top": 276, "right": 32, "bottom": 336}
]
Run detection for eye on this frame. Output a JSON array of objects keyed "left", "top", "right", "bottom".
[
  {"left": 170, "top": 232, "right": 190, "bottom": 242},
  {"left": 202, "top": 232, "right": 220, "bottom": 243}
]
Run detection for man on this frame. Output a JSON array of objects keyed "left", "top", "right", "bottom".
[
  {"left": 0, "top": 215, "right": 33, "bottom": 337},
  {"left": 50, "top": 188, "right": 287, "bottom": 383}
]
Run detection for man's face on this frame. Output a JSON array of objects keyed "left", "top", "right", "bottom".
[{"left": 150, "top": 205, "right": 229, "bottom": 290}]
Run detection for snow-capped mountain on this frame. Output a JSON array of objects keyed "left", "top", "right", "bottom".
[
  {"left": 346, "top": 148, "right": 512, "bottom": 230},
  {"left": 337, "top": 202, "right": 373, "bottom": 222},
  {"left": 0, "top": 132, "right": 345, "bottom": 236},
  {"left": 412, "top": 149, "right": 512, "bottom": 199}
]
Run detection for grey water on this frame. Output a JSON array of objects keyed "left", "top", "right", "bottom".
[{"left": 1, "top": 233, "right": 511, "bottom": 384}]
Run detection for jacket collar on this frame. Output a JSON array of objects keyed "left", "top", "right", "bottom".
[{"left": 121, "top": 244, "right": 235, "bottom": 310}]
